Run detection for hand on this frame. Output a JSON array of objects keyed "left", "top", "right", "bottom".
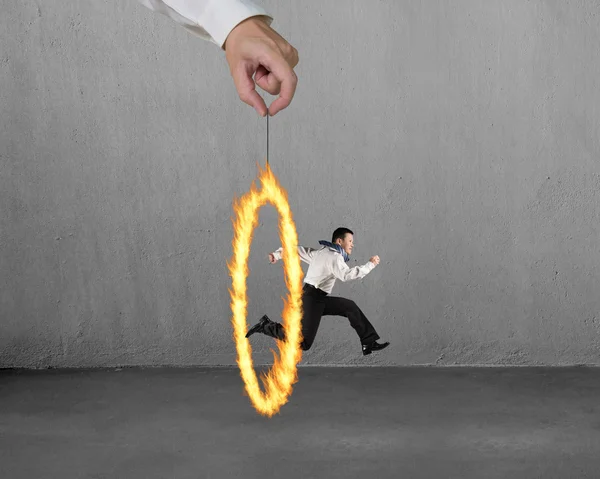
[
  {"left": 268, "top": 253, "right": 278, "bottom": 264},
  {"left": 369, "top": 255, "right": 380, "bottom": 266},
  {"left": 224, "top": 16, "right": 298, "bottom": 117}
]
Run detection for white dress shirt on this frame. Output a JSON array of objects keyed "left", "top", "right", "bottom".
[
  {"left": 272, "top": 245, "right": 376, "bottom": 295},
  {"left": 138, "top": 0, "right": 272, "bottom": 47}
]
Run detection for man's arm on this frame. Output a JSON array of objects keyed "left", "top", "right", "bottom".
[
  {"left": 137, "top": 0, "right": 272, "bottom": 48},
  {"left": 271, "top": 246, "right": 316, "bottom": 264},
  {"left": 330, "top": 255, "right": 376, "bottom": 282}
]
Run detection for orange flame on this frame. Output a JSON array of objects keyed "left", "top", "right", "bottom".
[{"left": 227, "top": 162, "right": 304, "bottom": 417}]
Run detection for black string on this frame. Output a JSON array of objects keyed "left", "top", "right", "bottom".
[{"left": 266, "top": 113, "right": 269, "bottom": 165}]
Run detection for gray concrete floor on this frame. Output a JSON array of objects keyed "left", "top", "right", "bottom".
[{"left": 1, "top": 366, "right": 599, "bottom": 479}]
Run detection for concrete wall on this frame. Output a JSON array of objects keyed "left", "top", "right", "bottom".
[{"left": 2, "top": 0, "right": 599, "bottom": 368}]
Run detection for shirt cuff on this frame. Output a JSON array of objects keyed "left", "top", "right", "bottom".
[{"left": 199, "top": 0, "right": 273, "bottom": 48}]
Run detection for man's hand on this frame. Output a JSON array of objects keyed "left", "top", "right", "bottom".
[
  {"left": 369, "top": 255, "right": 380, "bottom": 266},
  {"left": 224, "top": 16, "right": 298, "bottom": 116},
  {"left": 268, "top": 253, "right": 278, "bottom": 264}
]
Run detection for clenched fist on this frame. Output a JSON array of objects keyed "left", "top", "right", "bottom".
[{"left": 369, "top": 255, "right": 380, "bottom": 266}]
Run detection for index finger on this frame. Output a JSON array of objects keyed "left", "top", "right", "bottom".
[{"left": 259, "top": 55, "right": 297, "bottom": 116}]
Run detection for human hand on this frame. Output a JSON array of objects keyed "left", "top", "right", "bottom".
[
  {"left": 268, "top": 253, "right": 278, "bottom": 264},
  {"left": 224, "top": 16, "right": 298, "bottom": 116},
  {"left": 369, "top": 255, "right": 380, "bottom": 266}
]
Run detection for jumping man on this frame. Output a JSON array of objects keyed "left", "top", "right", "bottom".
[{"left": 246, "top": 227, "right": 390, "bottom": 355}]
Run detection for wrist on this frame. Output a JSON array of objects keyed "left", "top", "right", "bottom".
[{"left": 198, "top": 0, "right": 272, "bottom": 49}]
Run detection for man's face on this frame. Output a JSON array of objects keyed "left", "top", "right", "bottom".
[{"left": 336, "top": 233, "right": 354, "bottom": 255}]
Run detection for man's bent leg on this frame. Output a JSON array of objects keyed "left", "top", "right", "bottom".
[
  {"left": 323, "top": 296, "right": 380, "bottom": 345},
  {"left": 248, "top": 287, "right": 327, "bottom": 351},
  {"left": 298, "top": 290, "right": 327, "bottom": 351},
  {"left": 261, "top": 318, "right": 286, "bottom": 340}
]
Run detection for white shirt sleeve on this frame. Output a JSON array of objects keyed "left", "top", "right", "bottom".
[
  {"left": 137, "top": 0, "right": 273, "bottom": 48},
  {"left": 330, "top": 255, "right": 376, "bottom": 282},
  {"left": 272, "top": 246, "right": 316, "bottom": 264}
]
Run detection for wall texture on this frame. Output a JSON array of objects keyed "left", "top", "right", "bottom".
[{"left": 2, "top": 0, "right": 599, "bottom": 368}]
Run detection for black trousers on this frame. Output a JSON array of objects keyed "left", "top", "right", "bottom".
[{"left": 262, "top": 283, "right": 380, "bottom": 350}]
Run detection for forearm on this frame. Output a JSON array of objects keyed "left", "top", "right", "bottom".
[
  {"left": 137, "top": 0, "right": 272, "bottom": 47},
  {"left": 335, "top": 261, "right": 376, "bottom": 282},
  {"left": 272, "top": 246, "right": 312, "bottom": 264}
]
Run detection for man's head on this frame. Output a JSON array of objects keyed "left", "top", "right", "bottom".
[{"left": 332, "top": 227, "right": 354, "bottom": 256}]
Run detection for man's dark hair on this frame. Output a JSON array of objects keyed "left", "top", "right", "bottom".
[{"left": 332, "top": 227, "right": 354, "bottom": 243}]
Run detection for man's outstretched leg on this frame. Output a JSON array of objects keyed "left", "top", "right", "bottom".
[{"left": 323, "top": 295, "right": 390, "bottom": 355}]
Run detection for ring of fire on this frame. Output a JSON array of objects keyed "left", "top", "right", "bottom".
[{"left": 227, "top": 163, "right": 304, "bottom": 417}]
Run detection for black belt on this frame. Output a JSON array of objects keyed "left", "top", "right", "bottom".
[{"left": 303, "top": 283, "right": 328, "bottom": 296}]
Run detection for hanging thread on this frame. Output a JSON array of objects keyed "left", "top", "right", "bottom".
[{"left": 266, "top": 113, "right": 270, "bottom": 165}]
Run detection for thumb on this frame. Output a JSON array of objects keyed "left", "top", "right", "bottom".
[{"left": 231, "top": 62, "right": 268, "bottom": 116}]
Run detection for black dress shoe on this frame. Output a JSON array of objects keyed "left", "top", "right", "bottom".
[
  {"left": 245, "top": 314, "right": 271, "bottom": 338},
  {"left": 362, "top": 341, "right": 390, "bottom": 355}
]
